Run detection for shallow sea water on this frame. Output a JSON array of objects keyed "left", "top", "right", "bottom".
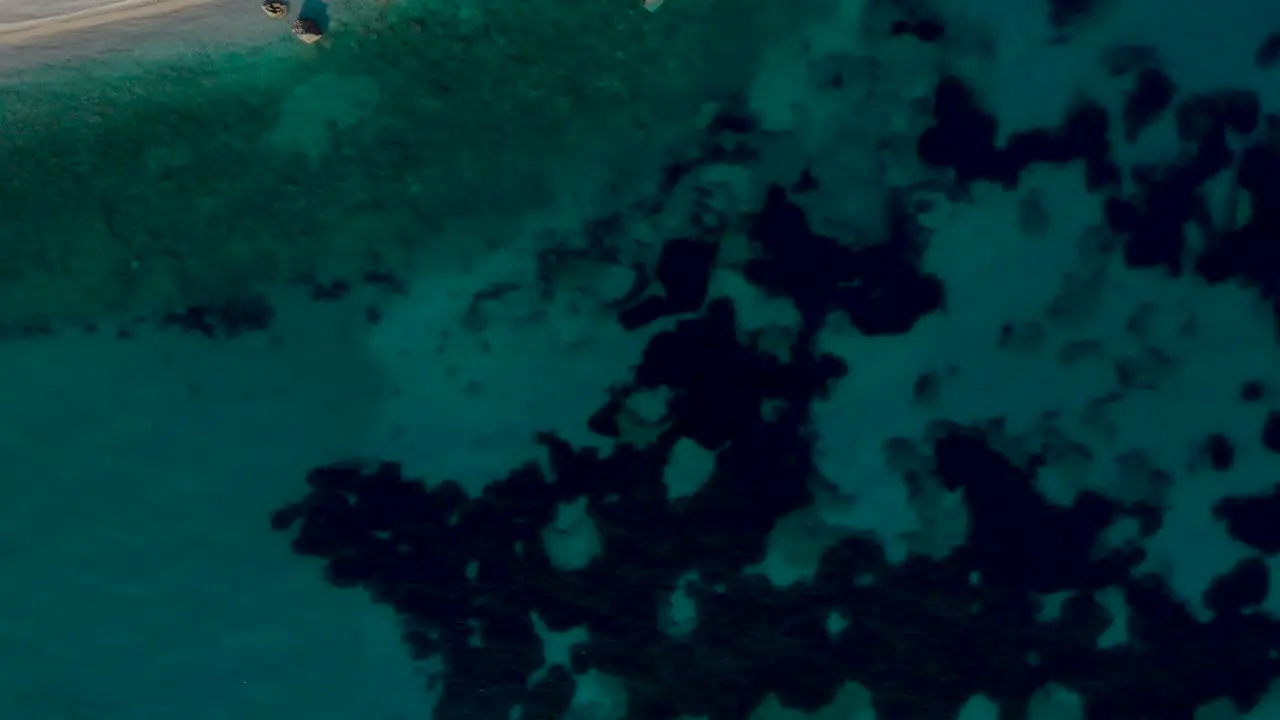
[{"left": 0, "top": 0, "right": 808, "bottom": 328}]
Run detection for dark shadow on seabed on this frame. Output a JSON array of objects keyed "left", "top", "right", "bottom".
[{"left": 299, "top": 0, "right": 330, "bottom": 32}]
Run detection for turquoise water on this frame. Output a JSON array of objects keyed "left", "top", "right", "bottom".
[{"left": 0, "top": 0, "right": 806, "bottom": 328}]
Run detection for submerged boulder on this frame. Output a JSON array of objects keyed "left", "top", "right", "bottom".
[{"left": 292, "top": 18, "right": 323, "bottom": 43}]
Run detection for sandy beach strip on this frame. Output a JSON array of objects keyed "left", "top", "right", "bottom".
[
  {"left": 0, "top": 0, "right": 302, "bottom": 77},
  {"left": 0, "top": 0, "right": 225, "bottom": 45}
]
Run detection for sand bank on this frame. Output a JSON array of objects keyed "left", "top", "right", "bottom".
[
  {"left": 0, "top": 0, "right": 299, "bottom": 74},
  {"left": 0, "top": 0, "right": 218, "bottom": 44}
]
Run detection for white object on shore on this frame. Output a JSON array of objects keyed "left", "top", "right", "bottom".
[
  {"left": 292, "top": 17, "right": 321, "bottom": 43},
  {"left": 261, "top": 1, "right": 287, "bottom": 18}
]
